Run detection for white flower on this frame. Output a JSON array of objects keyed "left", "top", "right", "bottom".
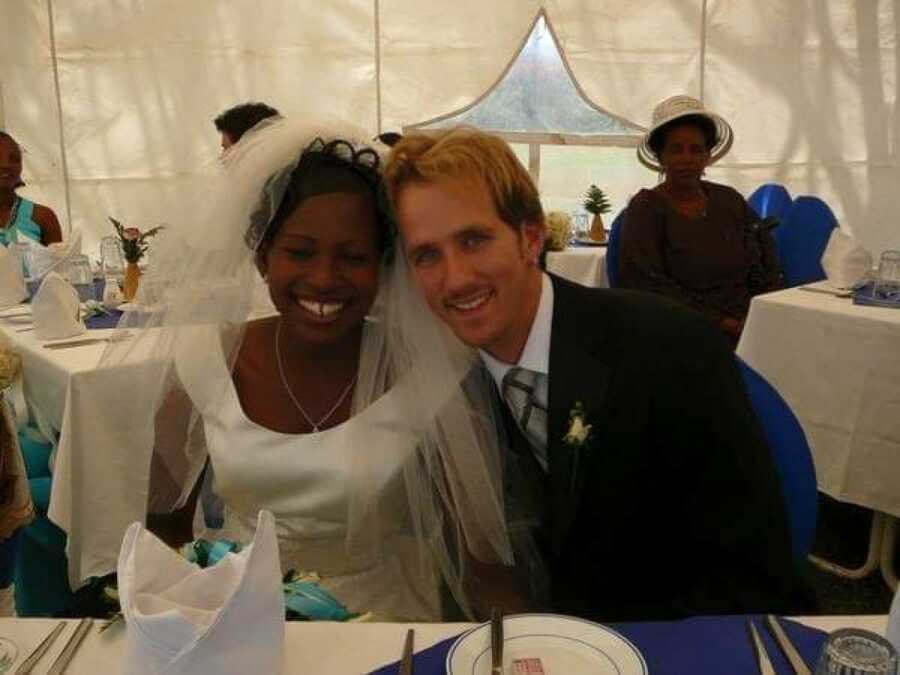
[
  {"left": 0, "top": 348, "right": 21, "bottom": 390},
  {"left": 563, "top": 403, "right": 592, "bottom": 446},
  {"left": 544, "top": 211, "right": 572, "bottom": 252}
]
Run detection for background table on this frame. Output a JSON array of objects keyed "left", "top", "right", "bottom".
[
  {"left": 545, "top": 246, "right": 608, "bottom": 288},
  {"left": 0, "top": 310, "right": 157, "bottom": 589},
  {"left": 737, "top": 282, "right": 900, "bottom": 588},
  {"left": 0, "top": 616, "right": 887, "bottom": 674}
]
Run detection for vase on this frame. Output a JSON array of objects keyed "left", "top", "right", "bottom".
[
  {"left": 589, "top": 214, "right": 607, "bottom": 243},
  {"left": 123, "top": 261, "right": 141, "bottom": 302}
]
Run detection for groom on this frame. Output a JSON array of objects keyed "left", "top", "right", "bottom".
[{"left": 384, "top": 128, "right": 809, "bottom": 621}]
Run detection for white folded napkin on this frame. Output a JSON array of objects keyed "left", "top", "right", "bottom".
[
  {"left": 27, "top": 229, "right": 82, "bottom": 280},
  {"left": 118, "top": 510, "right": 285, "bottom": 675},
  {"left": 821, "top": 228, "right": 873, "bottom": 289},
  {"left": 888, "top": 584, "right": 900, "bottom": 653},
  {"left": 31, "top": 272, "right": 85, "bottom": 340},
  {"left": 0, "top": 248, "right": 27, "bottom": 306}
]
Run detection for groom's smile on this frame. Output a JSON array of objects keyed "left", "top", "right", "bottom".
[{"left": 396, "top": 175, "right": 544, "bottom": 363}]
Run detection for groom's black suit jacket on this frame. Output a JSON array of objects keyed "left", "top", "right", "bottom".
[{"left": 497, "top": 274, "right": 810, "bottom": 622}]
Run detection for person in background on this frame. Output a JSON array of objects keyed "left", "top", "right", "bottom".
[
  {"left": 0, "top": 131, "right": 62, "bottom": 247},
  {"left": 213, "top": 102, "right": 281, "bottom": 151},
  {"left": 619, "top": 96, "right": 782, "bottom": 345}
]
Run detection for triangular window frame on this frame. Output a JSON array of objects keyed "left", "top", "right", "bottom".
[{"left": 403, "top": 9, "right": 645, "bottom": 179}]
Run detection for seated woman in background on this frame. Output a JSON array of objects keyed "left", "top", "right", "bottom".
[
  {"left": 619, "top": 96, "right": 782, "bottom": 344},
  {"left": 0, "top": 131, "right": 62, "bottom": 247},
  {"left": 100, "top": 118, "right": 518, "bottom": 622}
]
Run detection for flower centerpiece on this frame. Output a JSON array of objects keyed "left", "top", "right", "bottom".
[
  {"left": 109, "top": 217, "right": 163, "bottom": 301},
  {"left": 583, "top": 185, "right": 611, "bottom": 243},
  {"left": 544, "top": 211, "right": 573, "bottom": 252}
]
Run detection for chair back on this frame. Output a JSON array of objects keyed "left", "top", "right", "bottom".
[
  {"left": 606, "top": 210, "right": 626, "bottom": 288},
  {"left": 773, "top": 196, "right": 838, "bottom": 287},
  {"left": 748, "top": 183, "right": 793, "bottom": 220},
  {"left": 736, "top": 358, "right": 817, "bottom": 561}
]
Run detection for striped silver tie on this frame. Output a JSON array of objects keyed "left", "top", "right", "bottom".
[{"left": 502, "top": 366, "right": 548, "bottom": 471}]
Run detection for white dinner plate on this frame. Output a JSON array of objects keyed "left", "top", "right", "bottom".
[{"left": 446, "top": 613, "right": 647, "bottom": 675}]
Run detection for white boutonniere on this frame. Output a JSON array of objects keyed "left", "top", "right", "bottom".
[{"left": 563, "top": 401, "right": 592, "bottom": 447}]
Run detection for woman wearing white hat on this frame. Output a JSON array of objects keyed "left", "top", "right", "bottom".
[{"left": 620, "top": 96, "right": 782, "bottom": 344}]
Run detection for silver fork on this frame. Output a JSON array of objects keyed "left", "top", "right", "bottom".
[{"left": 748, "top": 620, "right": 776, "bottom": 675}]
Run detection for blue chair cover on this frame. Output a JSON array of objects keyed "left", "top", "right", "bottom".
[
  {"left": 14, "top": 433, "right": 75, "bottom": 616},
  {"left": 606, "top": 210, "right": 626, "bottom": 288},
  {"left": 773, "top": 196, "right": 838, "bottom": 287},
  {"left": 736, "top": 358, "right": 817, "bottom": 561},
  {"left": 748, "top": 183, "right": 793, "bottom": 220},
  {"left": 0, "top": 531, "right": 19, "bottom": 588}
]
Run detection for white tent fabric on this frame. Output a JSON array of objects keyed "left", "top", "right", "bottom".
[{"left": 2, "top": 0, "right": 899, "bottom": 255}]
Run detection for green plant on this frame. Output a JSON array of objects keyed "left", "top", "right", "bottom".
[
  {"left": 583, "top": 185, "right": 611, "bottom": 215},
  {"left": 110, "top": 217, "right": 164, "bottom": 263}
]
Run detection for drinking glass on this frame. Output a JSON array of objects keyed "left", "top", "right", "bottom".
[
  {"left": 875, "top": 250, "right": 900, "bottom": 298},
  {"left": 64, "top": 254, "right": 96, "bottom": 302},
  {"left": 815, "top": 628, "right": 898, "bottom": 674},
  {"left": 100, "top": 236, "right": 125, "bottom": 279},
  {"left": 10, "top": 242, "right": 32, "bottom": 279}
]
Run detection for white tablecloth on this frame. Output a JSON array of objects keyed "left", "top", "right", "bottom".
[
  {"left": 737, "top": 282, "right": 900, "bottom": 517},
  {"left": 545, "top": 246, "right": 608, "bottom": 288},
  {"left": 0, "top": 616, "right": 886, "bottom": 674},
  {"left": 0, "top": 309, "right": 157, "bottom": 588}
]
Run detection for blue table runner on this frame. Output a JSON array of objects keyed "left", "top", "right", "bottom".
[{"left": 370, "top": 615, "right": 827, "bottom": 675}]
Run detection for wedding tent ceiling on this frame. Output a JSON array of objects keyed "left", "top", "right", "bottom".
[{"left": 1, "top": 0, "right": 898, "bottom": 255}]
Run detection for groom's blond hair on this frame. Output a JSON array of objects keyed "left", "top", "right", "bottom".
[{"left": 383, "top": 127, "right": 544, "bottom": 231}]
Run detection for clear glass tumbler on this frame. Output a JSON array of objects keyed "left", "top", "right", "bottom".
[{"left": 815, "top": 628, "right": 898, "bottom": 674}]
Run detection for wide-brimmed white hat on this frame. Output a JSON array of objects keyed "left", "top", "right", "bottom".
[{"left": 637, "top": 95, "right": 733, "bottom": 172}]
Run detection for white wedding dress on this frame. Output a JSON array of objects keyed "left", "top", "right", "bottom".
[{"left": 174, "top": 325, "right": 442, "bottom": 621}]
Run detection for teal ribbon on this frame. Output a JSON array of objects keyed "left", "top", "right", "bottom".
[{"left": 179, "top": 539, "right": 356, "bottom": 621}]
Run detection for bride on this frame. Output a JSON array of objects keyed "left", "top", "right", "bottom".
[{"left": 100, "top": 118, "right": 518, "bottom": 621}]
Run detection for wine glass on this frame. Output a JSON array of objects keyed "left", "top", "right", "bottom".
[
  {"left": 815, "top": 628, "right": 898, "bottom": 674},
  {"left": 63, "top": 254, "right": 96, "bottom": 302},
  {"left": 100, "top": 236, "right": 125, "bottom": 280},
  {"left": 875, "top": 250, "right": 900, "bottom": 298}
]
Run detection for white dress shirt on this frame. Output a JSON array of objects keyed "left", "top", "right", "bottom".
[{"left": 481, "top": 273, "right": 553, "bottom": 469}]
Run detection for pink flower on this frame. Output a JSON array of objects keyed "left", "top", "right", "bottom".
[{"left": 123, "top": 227, "right": 141, "bottom": 241}]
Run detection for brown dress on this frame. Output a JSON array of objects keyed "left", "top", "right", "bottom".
[{"left": 619, "top": 180, "right": 782, "bottom": 328}]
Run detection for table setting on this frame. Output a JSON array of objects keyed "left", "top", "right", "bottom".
[
  {"left": 0, "top": 503, "right": 897, "bottom": 674},
  {"left": 374, "top": 613, "right": 860, "bottom": 675}
]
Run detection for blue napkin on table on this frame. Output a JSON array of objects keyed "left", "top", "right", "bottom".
[
  {"left": 853, "top": 280, "right": 900, "bottom": 308},
  {"left": 369, "top": 615, "right": 827, "bottom": 675},
  {"left": 84, "top": 309, "right": 123, "bottom": 330}
]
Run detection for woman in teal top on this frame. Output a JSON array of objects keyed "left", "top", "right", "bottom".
[{"left": 0, "top": 131, "right": 62, "bottom": 247}]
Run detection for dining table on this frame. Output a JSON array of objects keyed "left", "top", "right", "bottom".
[
  {"left": 545, "top": 244, "right": 608, "bottom": 288},
  {"left": 737, "top": 280, "right": 900, "bottom": 590},
  {"left": 0, "top": 297, "right": 160, "bottom": 590},
  {"left": 0, "top": 614, "right": 888, "bottom": 674}
]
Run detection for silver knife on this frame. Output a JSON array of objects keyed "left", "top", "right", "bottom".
[
  {"left": 14, "top": 621, "right": 67, "bottom": 674},
  {"left": 398, "top": 628, "right": 414, "bottom": 675},
  {"left": 47, "top": 618, "right": 93, "bottom": 675},
  {"left": 748, "top": 620, "right": 776, "bottom": 675},
  {"left": 44, "top": 337, "right": 110, "bottom": 350},
  {"left": 491, "top": 607, "right": 504, "bottom": 675},
  {"left": 765, "top": 615, "right": 812, "bottom": 675},
  {"left": 798, "top": 285, "right": 852, "bottom": 298}
]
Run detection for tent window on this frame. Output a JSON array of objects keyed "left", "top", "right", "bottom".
[{"left": 403, "top": 10, "right": 645, "bottom": 216}]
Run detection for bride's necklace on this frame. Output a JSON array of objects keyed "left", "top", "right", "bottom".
[{"left": 274, "top": 319, "right": 357, "bottom": 433}]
